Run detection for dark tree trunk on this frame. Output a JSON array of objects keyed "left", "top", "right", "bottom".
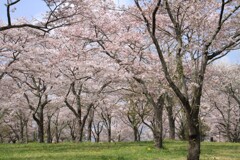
[
  {"left": 25, "top": 122, "right": 28, "bottom": 143},
  {"left": 71, "top": 132, "right": 76, "bottom": 141},
  {"left": 19, "top": 117, "right": 24, "bottom": 143},
  {"left": 78, "top": 115, "right": 89, "bottom": 142},
  {"left": 0, "top": 134, "right": 3, "bottom": 143},
  {"left": 137, "top": 129, "right": 141, "bottom": 141},
  {"left": 87, "top": 120, "right": 93, "bottom": 141},
  {"left": 38, "top": 122, "right": 44, "bottom": 143},
  {"left": 47, "top": 116, "right": 52, "bottom": 143},
  {"left": 93, "top": 121, "right": 103, "bottom": 143},
  {"left": 133, "top": 126, "right": 139, "bottom": 142},
  {"left": 133, "top": 77, "right": 165, "bottom": 148},
  {"left": 23, "top": 78, "right": 50, "bottom": 144},
  {"left": 70, "top": 129, "right": 76, "bottom": 141},
  {"left": 153, "top": 96, "right": 164, "bottom": 149},
  {"left": 168, "top": 116, "right": 175, "bottom": 140},
  {"left": 118, "top": 134, "right": 121, "bottom": 142},
  {"left": 165, "top": 95, "right": 175, "bottom": 140},
  {"left": 187, "top": 114, "right": 201, "bottom": 160},
  {"left": 79, "top": 122, "right": 84, "bottom": 142},
  {"left": 153, "top": 110, "right": 163, "bottom": 148},
  {"left": 33, "top": 107, "right": 44, "bottom": 143},
  {"left": 107, "top": 127, "right": 111, "bottom": 142},
  {"left": 87, "top": 109, "right": 94, "bottom": 141},
  {"left": 96, "top": 133, "right": 100, "bottom": 142},
  {"left": 153, "top": 131, "right": 162, "bottom": 148},
  {"left": 65, "top": 82, "right": 94, "bottom": 143},
  {"left": 54, "top": 112, "right": 60, "bottom": 143},
  {"left": 188, "top": 133, "right": 201, "bottom": 160},
  {"left": 102, "top": 113, "right": 112, "bottom": 142},
  {"left": 55, "top": 125, "right": 59, "bottom": 143},
  {"left": 33, "top": 131, "right": 37, "bottom": 142},
  {"left": 78, "top": 111, "right": 92, "bottom": 142},
  {"left": 68, "top": 120, "right": 76, "bottom": 141}
]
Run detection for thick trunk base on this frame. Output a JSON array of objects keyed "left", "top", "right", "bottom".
[{"left": 187, "top": 138, "right": 200, "bottom": 160}]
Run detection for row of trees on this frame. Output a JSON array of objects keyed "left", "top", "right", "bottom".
[
  {"left": 0, "top": 0, "right": 240, "bottom": 160},
  {"left": 1, "top": 61, "right": 239, "bottom": 142}
]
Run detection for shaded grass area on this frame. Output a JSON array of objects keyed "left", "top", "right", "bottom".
[{"left": 0, "top": 141, "right": 239, "bottom": 160}]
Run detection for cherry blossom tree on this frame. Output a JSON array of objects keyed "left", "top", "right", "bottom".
[
  {"left": 119, "top": 97, "right": 143, "bottom": 142},
  {"left": 0, "top": 0, "right": 80, "bottom": 32},
  {"left": 0, "top": 3, "right": 239, "bottom": 160},
  {"left": 131, "top": 0, "right": 240, "bottom": 159},
  {"left": 92, "top": 114, "right": 104, "bottom": 142},
  {"left": 206, "top": 64, "right": 240, "bottom": 142}
]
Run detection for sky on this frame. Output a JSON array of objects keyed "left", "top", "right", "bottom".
[
  {"left": 0, "top": 0, "right": 239, "bottom": 63},
  {"left": 0, "top": 0, "right": 48, "bottom": 22},
  {"left": 114, "top": 0, "right": 133, "bottom": 6}
]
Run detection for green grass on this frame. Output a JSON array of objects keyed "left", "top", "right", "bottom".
[{"left": 0, "top": 141, "right": 239, "bottom": 160}]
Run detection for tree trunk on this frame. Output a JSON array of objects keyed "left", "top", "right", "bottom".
[
  {"left": 47, "top": 116, "right": 52, "bottom": 143},
  {"left": 168, "top": 116, "right": 175, "bottom": 140},
  {"left": 25, "top": 122, "right": 28, "bottom": 143},
  {"left": 33, "top": 110, "right": 44, "bottom": 143},
  {"left": 54, "top": 111, "right": 60, "bottom": 143},
  {"left": 137, "top": 130, "right": 141, "bottom": 141},
  {"left": 78, "top": 118, "right": 85, "bottom": 142},
  {"left": 153, "top": 131, "right": 162, "bottom": 148},
  {"left": 87, "top": 120, "right": 92, "bottom": 141},
  {"left": 187, "top": 113, "right": 201, "bottom": 160},
  {"left": 133, "top": 126, "right": 139, "bottom": 142},
  {"left": 55, "top": 125, "right": 59, "bottom": 143},
  {"left": 77, "top": 105, "right": 93, "bottom": 142},
  {"left": 0, "top": 134, "right": 3, "bottom": 143},
  {"left": 107, "top": 127, "right": 111, "bottom": 142},
  {"left": 33, "top": 131, "right": 37, "bottom": 142},
  {"left": 87, "top": 109, "right": 94, "bottom": 141},
  {"left": 71, "top": 133, "right": 76, "bottom": 141},
  {"left": 165, "top": 94, "right": 175, "bottom": 139},
  {"left": 19, "top": 117, "right": 24, "bottom": 143},
  {"left": 79, "top": 124, "right": 84, "bottom": 142},
  {"left": 153, "top": 96, "right": 164, "bottom": 149},
  {"left": 68, "top": 121, "right": 76, "bottom": 141},
  {"left": 96, "top": 133, "right": 100, "bottom": 142},
  {"left": 69, "top": 123, "right": 76, "bottom": 141},
  {"left": 118, "top": 134, "right": 121, "bottom": 142},
  {"left": 167, "top": 107, "right": 175, "bottom": 140},
  {"left": 38, "top": 122, "right": 44, "bottom": 143}
]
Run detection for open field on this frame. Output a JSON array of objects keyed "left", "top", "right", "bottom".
[{"left": 0, "top": 141, "right": 239, "bottom": 160}]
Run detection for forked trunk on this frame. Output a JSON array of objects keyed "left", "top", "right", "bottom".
[{"left": 96, "top": 134, "right": 100, "bottom": 142}]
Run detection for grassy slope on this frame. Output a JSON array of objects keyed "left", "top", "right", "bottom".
[{"left": 0, "top": 141, "right": 239, "bottom": 160}]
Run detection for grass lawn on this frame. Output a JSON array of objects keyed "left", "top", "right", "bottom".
[{"left": 0, "top": 141, "right": 239, "bottom": 160}]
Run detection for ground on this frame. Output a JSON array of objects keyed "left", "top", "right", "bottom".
[{"left": 0, "top": 141, "right": 239, "bottom": 160}]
